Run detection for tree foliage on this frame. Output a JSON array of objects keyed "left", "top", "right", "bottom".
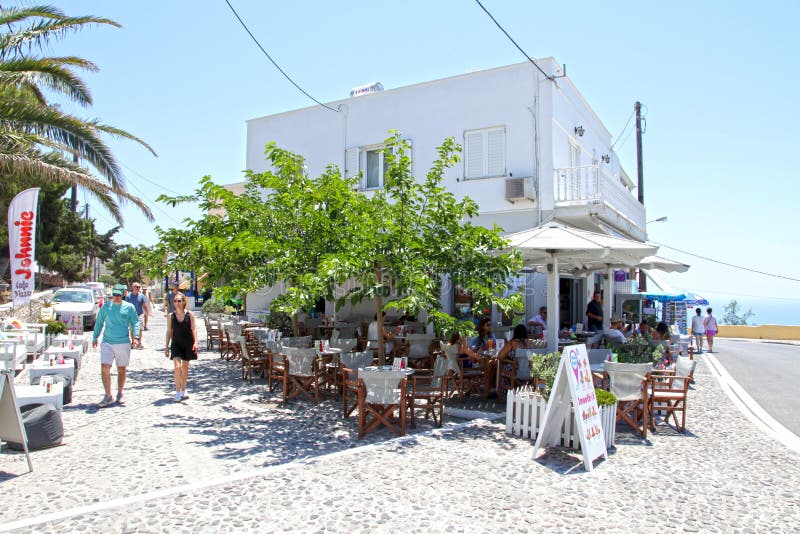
[
  {"left": 723, "top": 299, "right": 754, "bottom": 325},
  {"left": 156, "top": 133, "right": 523, "bottom": 362},
  {"left": 0, "top": 4, "right": 156, "bottom": 224}
]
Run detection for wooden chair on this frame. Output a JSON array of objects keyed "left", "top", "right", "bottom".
[
  {"left": 268, "top": 351, "right": 288, "bottom": 395},
  {"left": 648, "top": 355, "right": 696, "bottom": 433},
  {"left": 281, "top": 346, "right": 321, "bottom": 403},
  {"left": 604, "top": 362, "right": 652, "bottom": 438},
  {"left": 341, "top": 351, "right": 375, "bottom": 418},
  {"left": 439, "top": 341, "right": 484, "bottom": 399},
  {"left": 406, "top": 334, "right": 434, "bottom": 369},
  {"left": 205, "top": 317, "right": 221, "bottom": 351},
  {"left": 406, "top": 355, "right": 449, "bottom": 428},
  {"left": 357, "top": 369, "right": 408, "bottom": 439},
  {"left": 238, "top": 336, "right": 268, "bottom": 384},
  {"left": 280, "top": 336, "right": 312, "bottom": 348}
]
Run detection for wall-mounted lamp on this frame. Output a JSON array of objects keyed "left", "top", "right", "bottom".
[
  {"left": 547, "top": 263, "right": 554, "bottom": 273},
  {"left": 574, "top": 126, "right": 585, "bottom": 137},
  {"left": 647, "top": 216, "right": 668, "bottom": 224},
  {"left": 600, "top": 154, "right": 610, "bottom": 163}
]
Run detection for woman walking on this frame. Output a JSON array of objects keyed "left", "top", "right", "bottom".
[
  {"left": 704, "top": 307, "right": 718, "bottom": 353},
  {"left": 164, "top": 293, "right": 198, "bottom": 401}
]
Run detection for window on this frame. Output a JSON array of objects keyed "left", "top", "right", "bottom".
[
  {"left": 359, "top": 143, "right": 408, "bottom": 190},
  {"left": 464, "top": 127, "right": 506, "bottom": 179}
]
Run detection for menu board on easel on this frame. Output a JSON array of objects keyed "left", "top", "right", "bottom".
[
  {"left": 532, "top": 344, "right": 607, "bottom": 472},
  {"left": 60, "top": 312, "right": 84, "bottom": 335},
  {"left": 0, "top": 370, "right": 33, "bottom": 472}
]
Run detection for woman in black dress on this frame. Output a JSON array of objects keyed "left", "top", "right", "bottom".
[{"left": 164, "top": 293, "right": 198, "bottom": 402}]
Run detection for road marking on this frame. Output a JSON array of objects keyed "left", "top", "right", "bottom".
[
  {"left": 0, "top": 417, "right": 496, "bottom": 532},
  {"left": 705, "top": 353, "right": 800, "bottom": 454}
]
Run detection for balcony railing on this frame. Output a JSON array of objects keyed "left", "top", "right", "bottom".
[{"left": 553, "top": 165, "right": 645, "bottom": 231}]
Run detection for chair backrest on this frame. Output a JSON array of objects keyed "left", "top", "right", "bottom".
[
  {"left": 280, "top": 336, "right": 312, "bottom": 348},
  {"left": 431, "top": 355, "right": 449, "bottom": 387},
  {"left": 439, "top": 341, "right": 461, "bottom": 375},
  {"left": 604, "top": 362, "right": 652, "bottom": 401},
  {"left": 360, "top": 369, "right": 406, "bottom": 404},
  {"left": 282, "top": 346, "right": 317, "bottom": 376},
  {"left": 330, "top": 338, "right": 357, "bottom": 354},
  {"left": 407, "top": 334, "right": 434, "bottom": 359},
  {"left": 514, "top": 348, "right": 534, "bottom": 380},
  {"left": 674, "top": 355, "right": 697, "bottom": 389},
  {"left": 334, "top": 326, "right": 357, "bottom": 339},
  {"left": 588, "top": 348, "right": 611, "bottom": 365},
  {"left": 586, "top": 333, "right": 603, "bottom": 349},
  {"left": 237, "top": 336, "right": 251, "bottom": 359},
  {"left": 341, "top": 350, "right": 373, "bottom": 372}
]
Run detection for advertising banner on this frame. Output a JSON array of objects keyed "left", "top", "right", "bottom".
[{"left": 7, "top": 188, "right": 40, "bottom": 308}]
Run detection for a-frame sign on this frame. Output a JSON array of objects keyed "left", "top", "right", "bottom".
[
  {"left": 532, "top": 344, "right": 607, "bottom": 471},
  {"left": 0, "top": 370, "right": 32, "bottom": 472}
]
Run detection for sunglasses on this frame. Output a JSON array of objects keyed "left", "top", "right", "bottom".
[{"left": 175, "top": 299, "right": 184, "bottom": 303}]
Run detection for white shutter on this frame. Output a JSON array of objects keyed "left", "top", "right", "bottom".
[
  {"left": 345, "top": 147, "right": 359, "bottom": 179},
  {"left": 465, "top": 131, "right": 484, "bottom": 179},
  {"left": 487, "top": 128, "right": 505, "bottom": 176}
]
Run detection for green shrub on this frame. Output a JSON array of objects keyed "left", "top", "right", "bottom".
[
  {"left": 44, "top": 319, "right": 67, "bottom": 335},
  {"left": 202, "top": 298, "right": 227, "bottom": 314},
  {"left": 595, "top": 388, "right": 617, "bottom": 406},
  {"left": 616, "top": 334, "right": 659, "bottom": 364},
  {"left": 266, "top": 311, "right": 293, "bottom": 337},
  {"left": 529, "top": 351, "right": 561, "bottom": 399}
]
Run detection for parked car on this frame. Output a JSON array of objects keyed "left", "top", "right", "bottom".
[
  {"left": 52, "top": 287, "right": 99, "bottom": 331},
  {"left": 75, "top": 285, "right": 105, "bottom": 308}
]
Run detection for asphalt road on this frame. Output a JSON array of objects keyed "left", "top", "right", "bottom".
[{"left": 712, "top": 338, "right": 800, "bottom": 437}]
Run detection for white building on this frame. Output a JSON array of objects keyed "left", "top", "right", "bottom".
[{"left": 242, "top": 60, "right": 645, "bottom": 327}]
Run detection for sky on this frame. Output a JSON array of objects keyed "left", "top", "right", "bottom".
[{"left": 48, "top": 0, "right": 800, "bottom": 325}]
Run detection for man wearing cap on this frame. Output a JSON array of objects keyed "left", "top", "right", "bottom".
[
  {"left": 603, "top": 316, "right": 628, "bottom": 345},
  {"left": 164, "top": 282, "right": 180, "bottom": 317},
  {"left": 93, "top": 285, "right": 140, "bottom": 407},
  {"left": 124, "top": 282, "right": 147, "bottom": 348}
]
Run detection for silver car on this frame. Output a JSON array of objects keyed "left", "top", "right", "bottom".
[{"left": 52, "top": 287, "right": 99, "bottom": 331}]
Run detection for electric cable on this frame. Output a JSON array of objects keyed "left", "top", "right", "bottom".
[
  {"left": 473, "top": 0, "right": 554, "bottom": 82},
  {"left": 650, "top": 240, "right": 800, "bottom": 283},
  {"left": 120, "top": 162, "right": 182, "bottom": 197},
  {"left": 610, "top": 110, "right": 634, "bottom": 150},
  {"left": 224, "top": 0, "right": 339, "bottom": 112}
]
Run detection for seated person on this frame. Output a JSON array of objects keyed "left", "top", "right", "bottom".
[
  {"left": 367, "top": 311, "right": 400, "bottom": 355},
  {"left": 527, "top": 306, "right": 547, "bottom": 338},
  {"left": 470, "top": 317, "right": 497, "bottom": 354},
  {"left": 633, "top": 320, "right": 651, "bottom": 337},
  {"left": 497, "top": 324, "right": 535, "bottom": 359},
  {"left": 653, "top": 321, "right": 671, "bottom": 341},
  {"left": 603, "top": 316, "right": 628, "bottom": 345},
  {"left": 446, "top": 331, "right": 480, "bottom": 366}
]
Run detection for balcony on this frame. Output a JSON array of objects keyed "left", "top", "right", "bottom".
[{"left": 553, "top": 165, "right": 646, "bottom": 240}]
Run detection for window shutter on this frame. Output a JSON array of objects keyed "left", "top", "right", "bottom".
[
  {"left": 487, "top": 128, "right": 505, "bottom": 176},
  {"left": 465, "top": 131, "right": 484, "bottom": 178},
  {"left": 345, "top": 148, "right": 359, "bottom": 179}
]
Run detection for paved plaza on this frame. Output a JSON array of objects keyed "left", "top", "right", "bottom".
[{"left": 1, "top": 311, "right": 799, "bottom": 533}]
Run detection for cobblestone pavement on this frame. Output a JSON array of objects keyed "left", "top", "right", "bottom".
[{"left": 1, "top": 312, "right": 799, "bottom": 533}]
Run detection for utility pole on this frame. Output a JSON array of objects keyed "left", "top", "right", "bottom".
[
  {"left": 71, "top": 153, "right": 79, "bottom": 212},
  {"left": 635, "top": 101, "right": 647, "bottom": 291}
]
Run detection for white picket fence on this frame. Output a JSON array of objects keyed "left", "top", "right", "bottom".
[{"left": 505, "top": 387, "right": 616, "bottom": 450}]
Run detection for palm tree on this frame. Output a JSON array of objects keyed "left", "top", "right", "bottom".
[{"left": 0, "top": 4, "right": 155, "bottom": 223}]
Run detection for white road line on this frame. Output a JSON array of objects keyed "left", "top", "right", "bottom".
[
  {"left": 0, "top": 417, "right": 495, "bottom": 532},
  {"left": 705, "top": 353, "right": 800, "bottom": 454}
]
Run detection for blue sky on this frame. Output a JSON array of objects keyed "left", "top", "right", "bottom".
[{"left": 53, "top": 0, "right": 799, "bottom": 324}]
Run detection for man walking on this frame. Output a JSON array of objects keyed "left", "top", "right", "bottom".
[
  {"left": 93, "top": 284, "right": 140, "bottom": 407},
  {"left": 125, "top": 282, "right": 146, "bottom": 348},
  {"left": 164, "top": 282, "right": 180, "bottom": 316}
]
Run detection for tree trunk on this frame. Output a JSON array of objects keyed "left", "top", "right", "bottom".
[
  {"left": 292, "top": 311, "right": 300, "bottom": 337},
  {"left": 376, "top": 264, "right": 385, "bottom": 365}
]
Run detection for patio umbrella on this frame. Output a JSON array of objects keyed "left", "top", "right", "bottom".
[
  {"left": 637, "top": 255, "right": 690, "bottom": 274},
  {"left": 504, "top": 223, "right": 657, "bottom": 351}
]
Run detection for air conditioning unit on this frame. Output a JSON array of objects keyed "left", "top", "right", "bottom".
[{"left": 505, "top": 177, "right": 536, "bottom": 203}]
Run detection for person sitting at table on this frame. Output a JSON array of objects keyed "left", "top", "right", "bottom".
[
  {"left": 368, "top": 311, "right": 400, "bottom": 356},
  {"left": 652, "top": 321, "right": 673, "bottom": 356},
  {"left": 447, "top": 331, "right": 481, "bottom": 366},
  {"left": 497, "top": 324, "right": 535, "bottom": 359},
  {"left": 470, "top": 317, "right": 497, "bottom": 354},
  {"left": 632, "top": 320, "right": 651, "bottom": 338},
  {"left": 603, "top": 316, "right": 628, "bottom": 345},
  {"left": 527, "top": 307, "right": 547, "bottom": 338}
]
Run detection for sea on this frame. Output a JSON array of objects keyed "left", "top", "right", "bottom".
[{"left": 686, "top": 296, "right": 799, "bottom": 326}]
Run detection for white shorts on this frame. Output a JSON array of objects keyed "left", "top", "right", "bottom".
[{"left": 100, "top": 343, "right": 132, "bottom": 367}]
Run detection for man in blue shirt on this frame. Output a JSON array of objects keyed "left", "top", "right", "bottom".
[
  {"left": 93, "top": 285, "right": 140, "bottom": 407},
  {"left": 124, "top": 282, "right": 146, "bottom": 348}
]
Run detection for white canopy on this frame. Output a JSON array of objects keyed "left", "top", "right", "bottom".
[
  {"left": 504, "top": 223, "right": 658, "bottom": 351},
  {"left": 637, "top": 255, "right": 690, "bottom": 273}
]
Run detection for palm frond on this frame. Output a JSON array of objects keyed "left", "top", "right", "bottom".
[
  {"left": 90, "top": 122, "right": 158, "bottom": 157},
  {"left": 0, "top": 57, "right": 96, "bottom": 105}
]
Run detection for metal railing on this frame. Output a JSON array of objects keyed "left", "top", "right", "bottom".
[{"left": 553, "top": 165, "right": 645, "bottom": 229}]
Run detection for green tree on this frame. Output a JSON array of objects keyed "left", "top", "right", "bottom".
[
  {"left": 324, "top": 133, "right": 522, "bottom": 362},
  {"left": 107, "top": 244, "right": 157, "bottom": 286},
  {"left": 723, "top": 299, "right": 754, "bottom": 325},
  {"left": 0, "top": 4, "right": 156, "bottom": 223}
]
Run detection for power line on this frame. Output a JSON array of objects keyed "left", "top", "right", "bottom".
[
  {"left": 473, "top": 0, "right": 555, "bottom": 82},
  {"left": 650, "top": 240, "right": 800, "bottom": 283},
  {"left": 224, "top": 0, "right": 339, "bottom": 113},
  {"left": 610, "top": 110, "right": 634, "bottom": 150},
  {"left": 616, "top": 125, "right": 636, "bottom": 151},
  {"left": 120, "top": 161, "right": 182, "bottom": 197}
]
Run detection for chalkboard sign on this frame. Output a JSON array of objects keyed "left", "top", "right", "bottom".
[{"left": 532, "top": 344, "right": 607, "bottom": 471}]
